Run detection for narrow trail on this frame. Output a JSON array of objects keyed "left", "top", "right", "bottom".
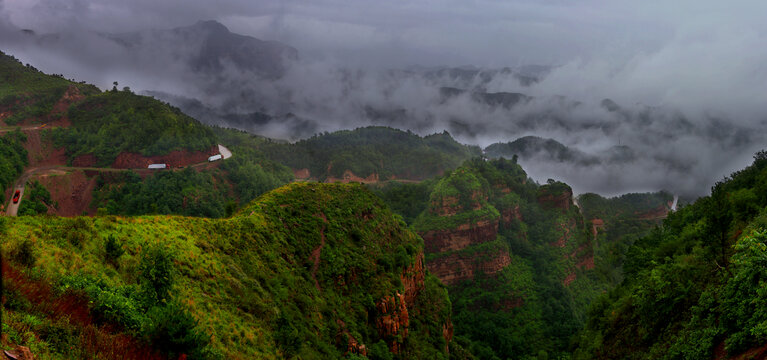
[{"left": 310, "top": 213, "right": 328, "bottom": 292}]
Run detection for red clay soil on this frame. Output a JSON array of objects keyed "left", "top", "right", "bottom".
[
  {"left": 33, "top": 169, "right": 98, "bottom": 216},
  {"left": 310, "top": 213, "right": 329, "bottom": 291},
  {"left": 15, "top": 85, "right": 83, "bottom": 127},
  {"left": 111, "top": 146, "right": 218, "bottom": 169},
  {"left": 1, "top": 261, "right": 166, "bottom": 360},
  {"left": 72, "top": 153, "right": 98, "bottom": 167},
  {"left": 21, "top": 130, "right": 68, "bottom": 167},
  {"left": 49, "top": 86, "right": 83, "bottom": 124}
]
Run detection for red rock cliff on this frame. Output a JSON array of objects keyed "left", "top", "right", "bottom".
[
  {"left": 400, "top": 252, "right": 426, "bottom": 304},
  {"left": 375, "top": 292, "right": 409, "bottom": 354},
  {"left": 422, "top": 219, "right": 499, "bottom": 253},
  {"left": 537, "top": 188, "right": 573, "bottom": 211},
  {"left": 426, "top": 249, "right": 512, "bottom": 286}
]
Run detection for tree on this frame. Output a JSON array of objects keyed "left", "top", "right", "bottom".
[
  {"left": 138, "top": 244, "right": 175, "bottom": 305},
  {"left": 104, "top": 234, "right": 125, "bottom": 266}
]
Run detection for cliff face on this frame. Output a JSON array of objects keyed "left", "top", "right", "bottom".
[
  {"left": 375, "top": 293, "right": 410, "bottom": 353},
  {"left": 427, "top": 248, "right": 512, "bottom": 286},
  {"left": 537, "top": 184, "right": 573, "bottom": 211},
  {"left": 375, "top": 251, "right": 454, "bottom": 354},
  {"left": 400, "top": 252, "right": 426, "bottom": 304},
  {"left": 422, "top": 219, "right": 499, "bottom": 253},
  {"left": 415, "top": 166, "right": 515, "bottom": 286}
]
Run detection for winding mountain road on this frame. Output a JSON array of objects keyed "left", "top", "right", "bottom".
[{"left": 3, "top": 144, "right": 232, "bottom": 217}]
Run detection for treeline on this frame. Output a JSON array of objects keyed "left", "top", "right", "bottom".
[
  {"left": 93, "top": 169, "right": 231, "bottom": 218},
  {"left": 574, "top": 151, "right": 767, "bottom": 359},
  {"left": 252, "top": 127, "right": 482, "bottom": 181}
]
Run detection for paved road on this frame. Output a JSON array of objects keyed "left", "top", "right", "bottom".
[
  {"left": 6, "top": 185, "right": 24, "bottom": 216},
  {"left": 3, "top": 144, "right": 233, "bottom": 217},
  {"left": 218, "top": 144, "right": 232, "bottom": 159}
]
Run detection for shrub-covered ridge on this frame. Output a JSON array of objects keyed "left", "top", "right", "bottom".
[{"left": 1, "top": 182, "right": 452, "bottom": 359}]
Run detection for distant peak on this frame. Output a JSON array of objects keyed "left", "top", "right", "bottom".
[{"left": 192, "top": 20, "right": 229, "bottom": 33}]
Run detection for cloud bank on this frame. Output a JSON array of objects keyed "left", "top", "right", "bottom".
[{"left": 1, "top": 0, "right": 766, "bottom": 197}]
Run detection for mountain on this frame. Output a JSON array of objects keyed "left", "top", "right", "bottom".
[
  {"left": 4, "top": 43, "right": 767, "bottom": 360},
  {"left": 485, "top": 136, "right": 600, "bottom": 165},
  {"left": 107, "top": 20, "right": 298, "bottom": 79},
  {"left": 228, "top": 126, "right": 483, "bottom": 182}
]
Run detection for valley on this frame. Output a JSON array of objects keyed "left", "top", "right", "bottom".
[{"left": 1, "top": 11, "right": 767, "bottom": 360}]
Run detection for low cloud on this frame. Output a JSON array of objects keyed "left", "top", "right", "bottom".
[{"left": 1, "top": 1, "right": 766, "bottom": 197}]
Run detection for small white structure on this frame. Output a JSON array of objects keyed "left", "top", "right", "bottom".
[
  {"left": 208, "top": 154, "right": 223, "bottom": 162},
  {"left": 148, "top": 163, "right": 167, "bottom": 169}
]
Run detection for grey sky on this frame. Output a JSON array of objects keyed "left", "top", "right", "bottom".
[
  {"left": 2, "top": 0, "right": 767, "bottom": 197},
  {"left": 4, "top": 0, "right": 765, "bottom": 67}
]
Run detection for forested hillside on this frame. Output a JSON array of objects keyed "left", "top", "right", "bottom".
[
  {"left": 249, "top": 127, "right": 482, "bottom": 181},
  {"left": 0, "top": 52, "right": 99, "bottom": 125},
  {"left": 51, "top": 90, "right": 218, "bottom": 167},
  {"left": 1, "top": 183, "right": 453, "bottom": 359},
  {"left": 574, "top": 152, "right": 767, "bottom": 359}
]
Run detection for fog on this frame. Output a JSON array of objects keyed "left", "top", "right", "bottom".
[{"left": 2, "top": 0, "right": 767, "bottom": 197}]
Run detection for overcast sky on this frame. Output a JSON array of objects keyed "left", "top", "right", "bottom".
[
  {"left": 2, "top": 0, "right": 767, "bottom": 196},
  {"left": 3, "top": 0, "right": 766, "bottom": 67}
]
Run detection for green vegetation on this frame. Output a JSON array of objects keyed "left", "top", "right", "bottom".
[
  {"left": 212, "top": 128, "right": 294, "bottom": 203},
  {"left": 51, "top": 90, "right": 217, "bottom": 166},
  {"left": 577, "top": 191, "right": 674, "bottom": 285},
  {"left": 0, "top": 51, "right": 98, "bottom": 125},
  {"left": 578, "top": 191, "right": 673, "bottom": 221},
  {"left": 404, "top": 158, "right": 604, "bottom": 359},
  {"left": 0, "top": 130, "right": 27, "bottom": 204},
  {"left": 574, "top": 151, "right": 767, "bottom": 359},
  {"left": 369, "top": 180, "right": 436, "bottom": 225},
  {"left": 251, "top": 127, "right": 481, "bottom": 181},
  {"left": 1, "top": 183, "right": 452, "bottom": 359},
  {"left": 17, "top": 180, "right": 56, "bottom": 216},
  {"left": 92, "top": 168, "right": 230, "bottom": 218}
]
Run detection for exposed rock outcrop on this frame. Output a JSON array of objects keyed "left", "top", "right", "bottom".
[
  {"left": 537, "top": 186, "right": 573, "bottom": 211},
  {"left": 375, "top": 293, "right": 409, "bottom": 354},
  {"left": 336, "top": 319, "right": 367, "bottom": 357},
  {"left": 401, "top": 252, "right": 426, "bottom": 304},
  {"left": 422, "top": 219, "right": 499, "bottom": 253},
  {"left": 373, "top": 252, "right": 433, "bottom": 353},
  {"left": 427, "top": 249, "right": 511, "bottom": 286}
]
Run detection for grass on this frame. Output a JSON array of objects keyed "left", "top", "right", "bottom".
[{"left": 1, "top": 182, "right": 452, "bottom": 359}]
